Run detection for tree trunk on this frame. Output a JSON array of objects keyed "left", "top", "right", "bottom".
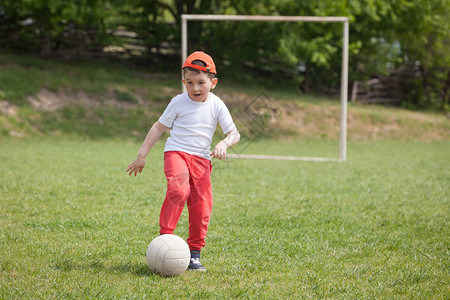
[
  {"left": 40, "top": 34, "right": 52, "bottom": 57},
  {"left": 442, "top": 72, "right": 449, "bottom": 111}
]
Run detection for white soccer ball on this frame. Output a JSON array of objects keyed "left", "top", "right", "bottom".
[{"left": 146, "top": 234, "right": 190, "bottom": 276}]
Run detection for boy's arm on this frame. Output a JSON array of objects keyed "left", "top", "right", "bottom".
[
  {"left": 211, "top": 128, "right": 240, "bottom": 160},
  {"left": 126, "top": 121, "right": 168, "bottom": 176}
]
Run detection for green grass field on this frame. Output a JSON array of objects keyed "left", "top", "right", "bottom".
[
  {"left": 1, "top": 52, "right": 449, "bottom": 298},
  {"left": 1, "top": 137, "right": 448, "bottom": 298}
]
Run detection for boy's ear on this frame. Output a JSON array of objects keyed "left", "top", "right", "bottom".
[{"left": 211, "top": 78, "right": 218, "bottom": 89}]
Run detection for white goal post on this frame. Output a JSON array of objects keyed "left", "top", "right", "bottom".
[{"left": 181, "top": 14, "right": 349, "bottom": 162}]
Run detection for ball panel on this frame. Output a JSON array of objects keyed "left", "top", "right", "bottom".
[
  {"left": 163, "top": 256, "right": 190, "bottom": 270},
  {"left": 163, "top": 234, "right": 187, "bottom": 249},
  {"left": 164, "top": 250, "right": 190, "bottom": 267},
  {"left": 155, "top": 244, "right": 169, "bottom": 275},
  {"left": 164, "top": 249, "right": 190, "bottom": 260},
  {"left": 146, "top": 242, "right": 158, "bottom": 272},
  {"left": 146, "top": 237, "right": 169, "bottom": 273}
]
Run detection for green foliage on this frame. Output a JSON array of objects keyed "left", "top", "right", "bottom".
[
  {"left": 182, "top": 0, "right": 448, "bottom": 109},
  {"left": 0, "top": 0, "right": 448, "bottom": 109},
  {"left": 0, "top": 0, "right": 121, "bottom": 55},
  {"left": 346, "top": 0, "right": 450, "bottom": 110}
]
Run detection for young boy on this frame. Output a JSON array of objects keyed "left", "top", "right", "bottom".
[{"left": 126, "top": 51, "right": 240, "bottom": 271}]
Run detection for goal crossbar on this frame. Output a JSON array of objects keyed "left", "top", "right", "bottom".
[
  {"left": 182, "top": 14, "right": 348, "bottom": 22},
  {"left": 181, "top": 14, "right": 349, "bottom": 162}
]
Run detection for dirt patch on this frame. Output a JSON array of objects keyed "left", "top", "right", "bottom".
[
  {"left": 0, "top": 101, "right": 18, "bottom": 117},
  {"left": 27, "top": 88, "right": 144, "bottom": 112},
  {"left": 24, "top": 86, "right": 181, "bottom": 112}
]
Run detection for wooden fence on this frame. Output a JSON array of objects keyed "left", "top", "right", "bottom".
[{"left": 351, "top": 67, "right": 415, "bottom": 105}]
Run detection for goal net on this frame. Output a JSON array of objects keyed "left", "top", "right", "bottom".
[{"left": 181, "top": 14, "right": 349, "bottom": 162}]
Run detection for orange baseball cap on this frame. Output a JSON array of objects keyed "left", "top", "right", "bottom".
[{"left": 183, "top": 51, "right": 216, "bottom": 74}]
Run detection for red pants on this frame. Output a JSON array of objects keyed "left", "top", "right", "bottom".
[{"left": 159, "top": 151, "right": 213, "bottom": 251}]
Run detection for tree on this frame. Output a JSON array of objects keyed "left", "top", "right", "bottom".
[
  {"left": 1, "top": 0, "right": 448, "bottom": 109},
  {"left": 0, "top": 0, "right": 120, "bottom": 56}
]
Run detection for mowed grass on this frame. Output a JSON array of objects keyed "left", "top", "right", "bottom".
[{"left": 0, "top": 137, "right": 449, "bottom": 299}]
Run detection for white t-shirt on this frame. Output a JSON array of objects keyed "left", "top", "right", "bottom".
[{"left": 158, "top": 92, "right": 236, "bottom": 160}]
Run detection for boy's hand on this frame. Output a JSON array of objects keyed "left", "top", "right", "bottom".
[
  {"left": 126, "top": 156, "right": 146, "bottom": 176},
  {"left": 210, "top": 141, "right": 227, "bottom": 160}
]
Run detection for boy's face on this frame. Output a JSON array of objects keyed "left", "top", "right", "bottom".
[{"left": 183, "top": 70, "right": 218, "bottom": 102}]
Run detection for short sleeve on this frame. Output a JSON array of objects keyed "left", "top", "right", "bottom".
[
  {"left": 158, "top": 97, "right": 178, "bottom": 128},
  {"left": 217, "top": 100, "right": 236, "bottom": 134}
]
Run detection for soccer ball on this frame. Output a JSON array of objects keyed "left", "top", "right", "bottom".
[{"left": 146, "top": 234, "right": 190, "bottom": 276}]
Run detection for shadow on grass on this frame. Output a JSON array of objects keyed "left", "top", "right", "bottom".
[
  {"left": 53, "top": 257, "right": 158, "bottom": 277},
  {"left": 108, "top": 261, "right": 155, "bottom": 277}
]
